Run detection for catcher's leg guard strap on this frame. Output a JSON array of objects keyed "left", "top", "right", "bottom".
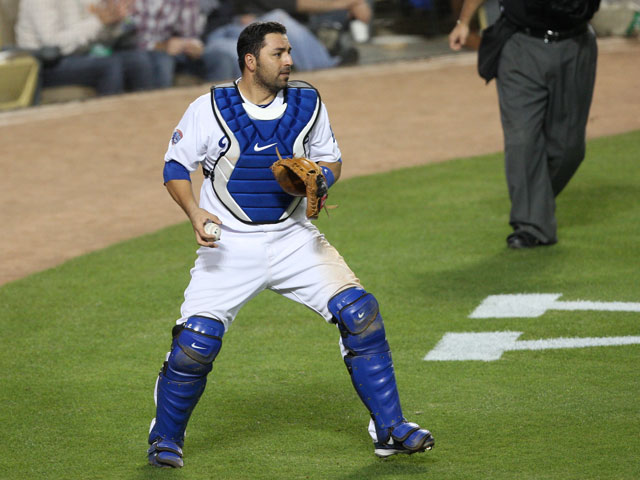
[
  {"left": 148, "top": 439, "right": 184, "bottom": 468},
  {"left": 328, "top": 288, "right": 404, "bottom": 442},
  {"left": 165, "top": 316, "right": 224, "bottom": 381},
  {"left": 390, "top": 422, "right": 434, "bottom": 451},
  {"left": 149, "top": 316, "right": 225, "bottom": 446},
  {"left": 329, "top": 287, "right": 389, "bottom": 355}
]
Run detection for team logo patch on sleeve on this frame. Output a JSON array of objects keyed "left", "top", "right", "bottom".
[{"left": 171, "top": 129, "right": 183, "bottom": 145}]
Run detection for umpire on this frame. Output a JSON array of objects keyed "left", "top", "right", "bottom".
[{"left": 450, "top": 1, "right": 600, "bottom": 248}]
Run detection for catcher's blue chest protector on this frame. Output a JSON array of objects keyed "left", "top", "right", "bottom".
[{"left": 210, "top": 81, "right": 320, "bottom": 223}]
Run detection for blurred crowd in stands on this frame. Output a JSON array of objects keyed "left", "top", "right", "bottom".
[
  {"left": 3, "top": 0, "right": 637, "bottom": 108},
  {"left": 9, "top": 0, "right": 374, "bottom": 103}
]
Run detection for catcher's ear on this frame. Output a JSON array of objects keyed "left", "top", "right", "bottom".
[{"left": 245, "top": 53, "right": 257, "bottom": 73}]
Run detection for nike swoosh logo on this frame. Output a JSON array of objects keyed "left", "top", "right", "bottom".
[
  {"left": 254, "top": 142, "right": 277, "bottom": 152},
  {"left": 357, "top": 312, "right": 365, "bottom": 319},
  {"left": 191, "top": 343, "right": 206, "bottom": 350}
]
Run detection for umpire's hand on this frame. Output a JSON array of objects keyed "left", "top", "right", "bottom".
[{"left": 449, "top": 20, "right": 470, "bottom": 51}]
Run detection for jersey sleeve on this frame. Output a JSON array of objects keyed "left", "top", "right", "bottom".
[
  {"left": 164, "top": 94, "right": 215, "bottom": 172},
  {"left": 307, "top": 102, "right": 342, "bottom": 164}
]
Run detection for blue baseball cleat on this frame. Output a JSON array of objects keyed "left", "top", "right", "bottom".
[
  {"left": 148, "top": 439, "right": 184, "bottom": 468},
  {"left": 374, "top": 422, "right": 435, "bottom": 458}
]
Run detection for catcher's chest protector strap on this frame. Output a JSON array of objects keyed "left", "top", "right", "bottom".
[{"left": 211, "top": 82, "right": 320, "bottom": 223}]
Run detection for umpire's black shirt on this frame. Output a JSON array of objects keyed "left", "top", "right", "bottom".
[{"left": 502, "top": 0, "right": 601, "bottom": 30}]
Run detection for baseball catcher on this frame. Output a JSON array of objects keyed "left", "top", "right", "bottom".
[{"left": 147, "top": 21, "right": 434, "bottom": 469}]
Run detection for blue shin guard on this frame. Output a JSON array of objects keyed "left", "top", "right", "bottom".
[
  {"left": 148, "top": 316, "right": 225, "bottom": 467},
  {"left": 329, "top": 288, "right": 434, "bottom": 455}
]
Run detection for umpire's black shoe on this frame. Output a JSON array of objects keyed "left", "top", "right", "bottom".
[{"left": 507, "top": 231, "right": 543, "bottom": 249}]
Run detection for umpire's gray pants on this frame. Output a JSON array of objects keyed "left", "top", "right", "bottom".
[{"left": 497, "top": 28, "right": 598, "bottom": 243}]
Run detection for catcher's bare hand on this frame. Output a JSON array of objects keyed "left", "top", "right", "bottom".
[{"left": 189, "top": 207, "right": 222, "bottom": 248}]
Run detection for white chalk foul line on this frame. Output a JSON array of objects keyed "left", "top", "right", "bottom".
[
  {"left": 469, "top": 294, "right": 640, "bottom": 318},
  {"left": 552, "top": 301, "right": 640, "bottom": 312},
  {"left": 424, "top": 331, "right": 640, "bottom": 361}
]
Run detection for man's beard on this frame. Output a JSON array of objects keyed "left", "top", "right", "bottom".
[{"left": 255, "top": 62, "right": 288, "bottom": 94}]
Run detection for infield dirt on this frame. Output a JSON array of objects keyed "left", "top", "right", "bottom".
[{"left": 1, "top": 38, "right": 639, "bottom": 285}]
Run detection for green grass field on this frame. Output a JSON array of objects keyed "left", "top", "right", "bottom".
[{"left": 1, "top": 131, "right": 639, "bottom": 479}]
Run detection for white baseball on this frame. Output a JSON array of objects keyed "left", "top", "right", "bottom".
[{"left": 204, "top": 222, "right": 221, "bottom": 241}]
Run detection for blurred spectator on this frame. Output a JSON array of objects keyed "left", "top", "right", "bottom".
[
  {"left": 283, "top": 0, "right": 373, "bottom": 33},
  {"left": 201, "top": 0, "right": 370, "bottom": 80},
  {"left": 303, "top": 0, "right": 374, "bottom": 51},
  {"left": 15, "top": 0, "right": 155, "bottom": 98},
  {"left": 130, "top": 0, "right": 236, "bottom": 87}
]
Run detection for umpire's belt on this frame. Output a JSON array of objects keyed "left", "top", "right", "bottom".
[{"left": 520, "top": 23, "right": 588, "bottom": 43}]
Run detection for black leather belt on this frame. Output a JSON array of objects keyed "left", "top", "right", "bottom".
[{"left": 521, "top": 23, "right": 588, "bottom": 43}]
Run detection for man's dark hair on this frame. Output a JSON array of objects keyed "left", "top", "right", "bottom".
[{"left": 237, "top": 21, "right": 287, "bottom": 72}]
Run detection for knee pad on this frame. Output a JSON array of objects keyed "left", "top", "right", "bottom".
[
  {"left": 328, "top": 287, "right": 389, "bottom": 356},
  {"left": 165, "top": 316, "right": 225, "bottom": 382}
]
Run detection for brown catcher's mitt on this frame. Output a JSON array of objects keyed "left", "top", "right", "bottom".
[{"left": 270, "top": 148, "right": 329, "bottom": 218}]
